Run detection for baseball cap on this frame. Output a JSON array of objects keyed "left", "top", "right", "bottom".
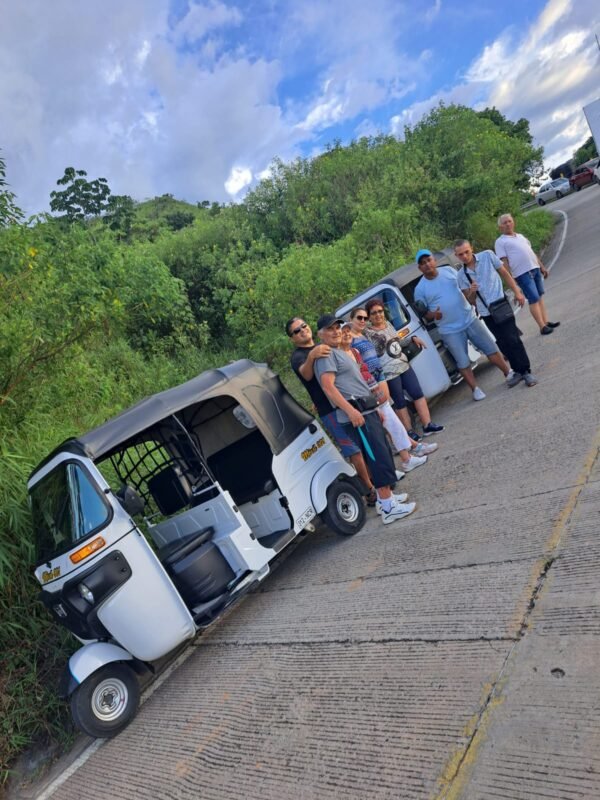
[
  {"left": 416, "top": 248, "right": 432, "bottom": 263},
  {"left": 316, "top": 313, "right": 345, "bottom": 331}
]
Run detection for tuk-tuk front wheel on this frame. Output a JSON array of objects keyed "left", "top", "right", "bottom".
[
  {"left": 321, "top": 479, "right": 366, "bottom": 536},
  {"left": 70, "top": 663, "right": 140, "bottom": 739}
]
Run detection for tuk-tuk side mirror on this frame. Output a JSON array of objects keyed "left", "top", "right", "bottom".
[{"left": 116, "top": 486, "right": 145, "bottom": 517}]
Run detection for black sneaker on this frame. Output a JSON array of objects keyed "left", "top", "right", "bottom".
[
  {"left": 407, "top": 429, "right": 423, "bottom": 442},
  {"left": 540, "top": 325, "right": 554, "bottom": 335},
  {"left": 422, "top": 422, "right": 444, "bottom": 436},
  {"left": 547, "top": 321, "right": 560, "bottom": 328}
]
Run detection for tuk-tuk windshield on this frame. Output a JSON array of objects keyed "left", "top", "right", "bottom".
[{"left": 30, "top": 461, "right": 111, "bottom": 563}]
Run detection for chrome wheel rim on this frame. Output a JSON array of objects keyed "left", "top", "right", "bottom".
[
  {"left": 336, "top": 492, "right": 360, "bottom": 523},
  {"left": 91, "top": 677, "right": 129, "bottom": 722}
]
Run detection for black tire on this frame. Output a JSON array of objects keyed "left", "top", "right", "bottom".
[
  {"left": 555, "top": 191, "right": 563, "bottom": 199},
  {"left": 575, "top": 183, "right": 581, "bottom": 191},
  {"left": 537, "top": 198, "right": 545, "bottom": 206},
  {"left": 320, "top": 478, "right": 366, "bottom": 536},
  {"left": 70, "top": 663, "right": 140, "bottom": 738}
]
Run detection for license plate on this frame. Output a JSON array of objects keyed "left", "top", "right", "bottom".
[{"left": 296, "top": 506, "right": 316, "bottom": 528}]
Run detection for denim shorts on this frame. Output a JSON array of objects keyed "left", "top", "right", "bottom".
[
  {"left": 442, "top": 317, "right": 499, "bottom": 370},
  {"left": 320, "top": 410, "right": 360, "bottom": 457},
  {"left": 515, "top": 268, "right": 545, "bottom": 304}
]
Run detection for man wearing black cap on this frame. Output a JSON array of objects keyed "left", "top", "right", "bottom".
[{"left": 313, "top": 313, "right": 417, "bottom": 524}]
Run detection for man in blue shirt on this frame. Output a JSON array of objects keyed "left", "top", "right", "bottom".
[
  {"left": 454, "top": 239, "right": 537, "bottom": 388},
  {"left": 414, "top": 249, "right": 509, "bottom": 401}
]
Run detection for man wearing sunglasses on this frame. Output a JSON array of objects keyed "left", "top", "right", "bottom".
[{"left": 287, "top": 316, "right": 377, "bottom": 505}]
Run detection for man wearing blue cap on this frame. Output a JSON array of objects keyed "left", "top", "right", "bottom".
[{"left": 413, "top": 249, "right": 509, "bottom": 401}]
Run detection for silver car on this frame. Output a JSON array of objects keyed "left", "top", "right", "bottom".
[{"left": 536, "top": 178, "right": 571, "bottom": 205}]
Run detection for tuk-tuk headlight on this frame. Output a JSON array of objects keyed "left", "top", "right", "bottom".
[{"left": 77, "top": 583, "right": 95, "bottom": 605}]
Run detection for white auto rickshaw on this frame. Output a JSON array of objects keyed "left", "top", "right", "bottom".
[{"left": 29, "top": 360, "right": 366, "bottom": 738}]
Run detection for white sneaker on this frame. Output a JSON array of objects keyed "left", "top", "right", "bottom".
[
  {"left": 412, "top": 442, "right": 438, "bottom": 456},
  {"left": 472, "top": 386, "right": 486, "bottom": 401},
  {"left": 376, "top": 492, "right": 408, "bottom": 515},
  {"left": 381, "top": 500, "right": 417, "bottom": 524},
  {"left": 399, "top": 454, "right": 427, "bottom": 473},
  {"left": 394, "top": 469, "right": 406, "bottom": 481}
]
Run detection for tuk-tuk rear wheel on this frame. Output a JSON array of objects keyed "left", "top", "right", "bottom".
[
  {"left": 70, "top": 663, "right": 140, "bottom": 739},
  {"left": 321, "top": 479, "right": 366, "bottom": 536}
]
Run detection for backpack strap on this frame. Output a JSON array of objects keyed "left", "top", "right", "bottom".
[{"left": 463, "top": 265, "right": 489, "bottom": 310}]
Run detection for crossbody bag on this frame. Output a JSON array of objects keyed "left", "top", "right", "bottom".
[{"left": 463, "top": 266, "right": 514, "bottom": 325}]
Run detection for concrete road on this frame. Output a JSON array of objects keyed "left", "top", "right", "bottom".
[{"left": 33, "top": 186, "right": 600, "bottom": 799}]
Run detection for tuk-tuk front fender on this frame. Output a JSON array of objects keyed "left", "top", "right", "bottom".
[
  {"left": 310, "top": 461, "right": 357, "bottom": 514},
  {"left": 60, "top": 642, "right": 134, "bottom": 698}
]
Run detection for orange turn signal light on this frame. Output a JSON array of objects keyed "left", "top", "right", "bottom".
[
  {"left": 398, "top": 327, "right": 410, "bottom": 338},
  {"left": 70, "top": 536, "right": 106, "bottom": 564}
]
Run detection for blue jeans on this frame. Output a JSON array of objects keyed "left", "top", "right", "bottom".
[{"left": 515, "top": 268, "right": 545, "bottom": 304}]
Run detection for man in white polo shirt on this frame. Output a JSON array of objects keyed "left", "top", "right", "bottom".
[{"left": 495, "top": 213, "right": 560, "bottom": 336}]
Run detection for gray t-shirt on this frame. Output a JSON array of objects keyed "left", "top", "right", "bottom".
[{"left": 314, "top": 348, "right": 374, "bottom": 424}]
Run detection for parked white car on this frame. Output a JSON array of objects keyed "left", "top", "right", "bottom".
[{"left": 536, "top": 178, "right": 571, "bottom": 205}]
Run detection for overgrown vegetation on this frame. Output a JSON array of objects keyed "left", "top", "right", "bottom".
[
  {"left": 573, "top": 135, "right": 598, "bottom": 166},
  {"left": 0, "top": 103, "right": 554, "bottom": 785}
]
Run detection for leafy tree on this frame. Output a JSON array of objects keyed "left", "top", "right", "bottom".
[
  {"left": 402, "top": 104, "right": 541, "bottom": 243},
  {"left": 477, "top": 106, "right": 544, "bottom": 186},
  {"left": 103, "top": 194, "right": 136, "bottom": 240},
  {"left": 0, "top": 150, "right": 23, "bottom": 226},
  {"left": 49, "top": 167, "right": 111, "bottom": 221},
  {"left": 573, "top": 135, "right": 598, "bottom": 166},
  {"left": 164, "top": 209, "right": 195, "bottom": 231}
]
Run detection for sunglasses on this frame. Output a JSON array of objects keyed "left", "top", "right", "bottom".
[
  {"left": 354, "top": 315, "right": 368, "bottom": 321},
  {"left": 370, "top": 309, "right": 385, "bottom": 315},
  {"left": 290, "top": 322, "right": 308, "bottom": 336}
]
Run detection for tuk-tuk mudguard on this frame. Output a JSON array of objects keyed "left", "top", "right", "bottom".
[
  {"left": 310, "top": 461, "right": 356, "bottom": 514},
  {"left": 62, "top": 642, "right": 134, "bottom": 697}
]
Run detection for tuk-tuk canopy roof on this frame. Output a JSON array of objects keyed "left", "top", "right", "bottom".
[{"left": 30, "top": 360, "right": 312, "bottom": 480}]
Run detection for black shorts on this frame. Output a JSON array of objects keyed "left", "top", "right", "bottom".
[{"left": 342, "top": 412, "right": 397, "bottom": 489}]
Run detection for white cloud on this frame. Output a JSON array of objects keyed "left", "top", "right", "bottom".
[
  {"left": 174, "top": 1, "right": 242, "bottom": 45},
  {"left": 4, "top": 0, "right": 598, "bottom": 218},
  {"left": 425, "top": 0, "right": 442, "bottom": 24},
  {"left": 394, "top": 0, "right": 600, "bottom": 169},
  {"left": 224, "top": 166, "right": 252, "bottom": 195}
]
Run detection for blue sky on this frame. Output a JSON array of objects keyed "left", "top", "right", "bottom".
[{"left": 2, "top": 0, "right": 599, "bottom": 214}]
